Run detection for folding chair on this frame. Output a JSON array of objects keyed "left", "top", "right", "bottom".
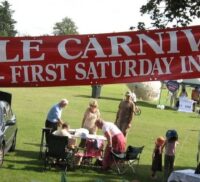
[
  {"left": 111, "top": 145, "right": 144, "bottom": 174},
  {"left": 44, "top": 134, "right": 76, "bottom": 172}
]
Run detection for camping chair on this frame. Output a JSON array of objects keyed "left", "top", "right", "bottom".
[
  {"left": 44, "top": 134, "right": 76, "bottom": 172},
  {"left": 111, "top": 145, "right": 144, "bottom": 174}
]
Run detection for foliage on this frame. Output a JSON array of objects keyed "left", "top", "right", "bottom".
[
  {"left": 0, "top": 0, "right": 17, "bottom": 36},
  {"left": 53, "top": 17, "right": 78, "bottom": 35},
  {"left": 137, "top": 0, "right": 200, "bottom": 29}
]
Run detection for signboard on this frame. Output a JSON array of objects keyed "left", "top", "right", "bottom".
[
  {"left": 178, "top": 97, "right": 194, "bottom": 113},
  {"left": 166, "top": 80, "right": 180, "bottom": 93},
  {"left": 0, "top": 25, "right": 200, "bottom": 87}
]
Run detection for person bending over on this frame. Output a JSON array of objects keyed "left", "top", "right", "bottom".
[{"left": 95, "top": 118, "right": 126, "bottom": 170}]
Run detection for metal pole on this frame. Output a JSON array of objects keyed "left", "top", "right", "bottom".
[{"left": 158, "top": 82, "right": 163, "bottom": 105}]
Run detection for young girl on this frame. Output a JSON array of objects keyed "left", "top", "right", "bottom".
[
  {"left": 151, "top": 136, "right": 165, "bottom": 179},
  {"left": 163, "top": 130, "right": 179, "bottom": 182}
]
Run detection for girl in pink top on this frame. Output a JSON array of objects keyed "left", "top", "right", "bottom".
[{"left": 163, "top": 130, "right": 178, "bottom": 182}]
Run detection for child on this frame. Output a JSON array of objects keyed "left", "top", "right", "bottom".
[
  {"left": 163, "top": 130, "right": 179, "bottom": 182},
  {"left": 53, "top": 122, "right": 76, "bottom": 148},
  {"left": 151, "top": 136, "right": 165, "bottom": 179}
]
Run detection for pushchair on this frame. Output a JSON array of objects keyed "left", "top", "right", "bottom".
[{"left": 111, "top": 145, "right": 144, "bottom": 174}]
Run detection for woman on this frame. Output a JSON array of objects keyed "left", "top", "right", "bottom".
[
  {"left": 95, "top": 118, "right": 126, "bottom": 170},
  {"left": 81, "top": 99, "right": 100, "bottom": 134},
  {"left": 79, "top": 99, "right": 100, "bottom": 148}
]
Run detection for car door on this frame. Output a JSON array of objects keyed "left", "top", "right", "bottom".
[{"left": 2, "top": 102, "right": 16, "bottom": 153}]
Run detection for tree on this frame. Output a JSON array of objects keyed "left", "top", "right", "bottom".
[
  {"left": 53, "top": 17, "right": 78, "bottom": 35},
  {"left": 0, "top": 0, "right": 17, "bottom": 36},
  {"left": 137, "top": 0, "right": 200, "bottom": 29}
]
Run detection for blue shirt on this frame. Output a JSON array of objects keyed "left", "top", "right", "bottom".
[{"left": 47, "top": 104, "right": 62, "bottom": 123}]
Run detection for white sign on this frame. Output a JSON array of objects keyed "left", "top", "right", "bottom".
[{"left": 178, "top": 97, "right": 194, "bottom": 113}]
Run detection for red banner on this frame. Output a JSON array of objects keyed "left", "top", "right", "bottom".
[{"left": 0, "top": 25, "right": 200, "bottom": 87}]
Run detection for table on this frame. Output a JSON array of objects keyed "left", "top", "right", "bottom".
[
  {"left": 69, "top": 128, "right": 107, "bottom": 140},
  {"left": 168, "top": 169, "right": 200, "bottom": 182}
]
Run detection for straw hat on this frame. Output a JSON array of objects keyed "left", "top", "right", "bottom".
[
  {"left": 125, "top": 91, "right": 132, "bottom": 96},
  {"left": 89, "top": 99, "right": 98, "bottom": 107}
]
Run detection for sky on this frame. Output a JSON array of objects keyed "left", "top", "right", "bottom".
[
  {"left": 6, "top": 0, "right": 151, "bottom": 36},
  {"left": 4, "top": 0, "right": 200, "bottom": 36}
]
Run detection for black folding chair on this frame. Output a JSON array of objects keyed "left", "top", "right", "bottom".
[
  {"left": 44, "top": 134, "right": 76, "bottom": 172},
  {"left": 111, "top": 145, "right": 144, "bottom": 174},
  {"left": 39, "top": 127, "right": 52, "bottom": 159}
]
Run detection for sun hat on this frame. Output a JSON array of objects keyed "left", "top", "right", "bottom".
[
  {"left": 125, "top": 91, "right": 132, "bottom": 96},
  {"left": 89, "top": 99, "right": 98, "bottom": 107}
]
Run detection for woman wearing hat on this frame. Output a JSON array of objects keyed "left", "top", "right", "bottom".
[
  {"left": 81, "top": 99, "right": 100, "bottom": 134},
  {"left": 115, "top": 91, "right": 135, "bottom": 137},
  {"left": 79, "top": 99, "right": 100, "bottom": 148}
]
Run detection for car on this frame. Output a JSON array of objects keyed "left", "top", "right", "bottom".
[{"left": 0, "top": 91, "right": 18, "bottom": 167}]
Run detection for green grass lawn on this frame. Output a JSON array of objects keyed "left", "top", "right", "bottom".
[{"left": 0, "top": 84, "right": 199, "bottom": 182}]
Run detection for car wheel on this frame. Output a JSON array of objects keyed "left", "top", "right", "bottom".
[
  {"left": 9, "top": 132, "right": 17, "bottom": 152},
  {"left": 0, "top": 144, "right": 5, "bottom": 167}
]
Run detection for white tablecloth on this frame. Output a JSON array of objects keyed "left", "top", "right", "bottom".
[
  {"left": 69, "top": 128, "right": 106, "bottom": 140},
  {"left": 168, "top": 169, "right": 200, "bottom": 182}
]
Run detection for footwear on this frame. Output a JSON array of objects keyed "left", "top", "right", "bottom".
[{"left": 151, "top": 175, "right": 157, "bottom": 179}]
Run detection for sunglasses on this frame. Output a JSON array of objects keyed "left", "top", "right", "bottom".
[{"left": 90, "top": 105, "right": 97, "bottom": 108}]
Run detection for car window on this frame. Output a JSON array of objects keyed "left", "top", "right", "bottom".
[
  {"left": 5, "top": 102, "right": 13, "bottom": 119},
  {"left": 0, "top": 101, "right": 13, "bottom": 122}
]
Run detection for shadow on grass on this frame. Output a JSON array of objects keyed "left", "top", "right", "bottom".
[
  {"left": 74, "top": 95, "right": 178, "bottom": 113},
  {"left": 14, "top": 149, "right": 39, "bottom": 159},
  {"left": 67, "top": 164, "right": 196, "bottom": 182},
  {"left": 74, "top": 94, "right": 121, "bottom": 102},
  {"left": 3, "top": 158, "right": 43, "bottom": 172},
  {"left": 137, "top": 101, "right": 176, "bottom": 111},
  {"left": 98, "top": 96, "right": 121, "bottom": 102},
  {"left": 74, "top": 94, "right": 91, "bottom": 99},
  {"left": 3, "top": 149, "right": 45, "bottom": 172},
  {"left": 137, "top": 101, "right": 157, "bottom": 109},
  {"left": 2, "top": 154, "right": 196, "bottom": 182}
]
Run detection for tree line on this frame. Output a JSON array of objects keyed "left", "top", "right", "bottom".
[{"left": 0, "top": 0, "right": 199, "bottom": 37}]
